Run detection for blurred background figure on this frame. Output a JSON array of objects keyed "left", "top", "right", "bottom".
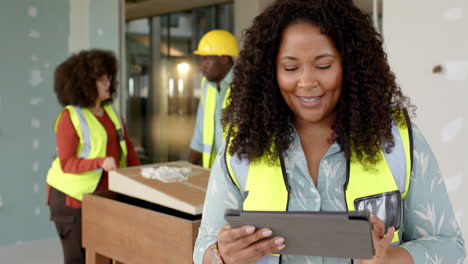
[
  {"left": 46, "top": 49, "right": 140, "bottom": 264},
  {"left": 188, "top": 30, "right": 238, "bottom": 168}
]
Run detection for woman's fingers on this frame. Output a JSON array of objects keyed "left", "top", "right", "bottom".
[
  {"left": 370, "top": 216, "right": 395, "bottom": 244},
  {"left": 224, "top": 227, "right": 281, "bottom": 251},
  {"left": 370, "top": 215, "right": 386, "bottom": 239},
  {"left": 102, "top": 157, "right": 118, "bottom": 171},
  {"left": 217, "top": 225, "right": 285, "bottom": 263},
  {"left": 236, "top": 235, "right": 285, "bottom": 263},
  {"left": 355, "top": 216, "right": 396, "bottom": 263},
  {"left": 219, "top": 225, "right": 276, "bottom": 251},
  {"left": 384, "top": 226, "right": 395, "bottom": 244},
  {"left": 218, "top": 225, "right": 256, "bottom": 243},
  {"left": 109, "top": 157, "right": 117, "bottom": 170}
]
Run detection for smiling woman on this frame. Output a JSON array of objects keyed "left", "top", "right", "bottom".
[
  {"left": 193, "top": 0, "right": 466, "bottom": 264},
  {"left": 276, "top": 22, "right": 342, "bottom": 133},
  {"left": 276, "top": 22, "right": 343, "bottom": 184},
  {"left": 223, "top": 0, "right": 408, "bottom": 166}
]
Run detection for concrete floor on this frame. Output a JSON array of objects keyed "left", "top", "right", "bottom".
[{"left": 0, "top": 238, "right": 62, "bottom": 264}]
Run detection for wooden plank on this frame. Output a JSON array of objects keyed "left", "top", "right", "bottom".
[
  {"left": 109, "top": 161, "right": 209, "bottom": 215},
  {"left": 86, "top": 250, "right": 111, "bottom": 264}
]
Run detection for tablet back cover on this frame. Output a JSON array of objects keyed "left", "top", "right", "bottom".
[{"left": 225, "top": 210, "right": 374, "bottom": 259}]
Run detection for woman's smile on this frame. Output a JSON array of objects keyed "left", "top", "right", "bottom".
[{"left": 295, "top": 95, "right": 322, "bottom": 107}]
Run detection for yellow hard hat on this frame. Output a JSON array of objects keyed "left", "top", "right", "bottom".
[{"left": 194, "top": 30, "right": 239, "bottom": 57}]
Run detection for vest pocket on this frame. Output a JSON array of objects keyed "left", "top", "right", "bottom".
[{"left": 354, "top": 190, "right": 402, "bottom": 231}]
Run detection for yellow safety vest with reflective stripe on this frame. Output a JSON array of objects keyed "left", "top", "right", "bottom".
[
  {"left": 225, "top": 112, "right": 413, "bottom": 250},
  {"left": 201, "top": 77, "right": 230, "bottom": 168},
  {"left": 46, "top": 103, "right": 128, "bottom": 201}
]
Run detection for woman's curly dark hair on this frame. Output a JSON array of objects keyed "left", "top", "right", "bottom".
[
  {"left": 222, "top": 0, "right": 415, "bottom": 165},
  {"left": 54, "top": 49, "right": 118, "bottom": 107}
]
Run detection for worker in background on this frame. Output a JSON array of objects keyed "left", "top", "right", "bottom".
[
  {"left": 46, "top": 49, "right": 140, "bottom": 264},
  {"left": 188, "top": 30, "right": 239, "bottom": 168}
]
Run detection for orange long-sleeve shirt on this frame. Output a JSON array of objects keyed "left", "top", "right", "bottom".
[{"left": 47, "top": 109, "right": 140, "bottom": 208}]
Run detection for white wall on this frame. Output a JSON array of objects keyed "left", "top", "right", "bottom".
[
  {"left": 234, "top": 0, "right": 273, "bottom": 43},
  {"left": 0, "top": 0, "right": 121, "bottom": 262},
  {"left": 383, "top": 0, "right": 468, "bottom": 255},
  {"left": 0, "top": 239, "right": 62, "bottom": 264}
]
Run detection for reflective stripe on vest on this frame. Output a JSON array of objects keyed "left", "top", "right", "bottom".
[
  {"left": 225, "top": 112, "right": 412, "bottom": 263},
  {"left": 46, "top": 103, "right": 128, "bottom": 201},
  {"left": 201, "top": 77, "right": 230, "bottom": 168}
]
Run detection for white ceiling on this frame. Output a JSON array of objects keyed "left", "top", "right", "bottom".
[
  {"left": 125, "top": 0, "right": 383, "bottom": 21},
  {"left": 125, "top": 0, "right": 231, "bottom": 20}
]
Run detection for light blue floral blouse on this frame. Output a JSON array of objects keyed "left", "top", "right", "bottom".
[{"left": 193, "top": 124, "right": 466, "bottom": 264}]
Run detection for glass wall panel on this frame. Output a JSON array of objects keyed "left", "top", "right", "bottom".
[{"left": 125, "top": 18, "right": 151, "bottom": 163}]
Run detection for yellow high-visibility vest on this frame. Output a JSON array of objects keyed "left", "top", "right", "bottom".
[
  {"left": 201, "top": 77, "right": 230, "bottom": 168},
  {"left": 225, "top": 112, "right": 412, "bottom": 250},
  {"left": 47, "top": 103, "right": 128, "bottom": 201}
]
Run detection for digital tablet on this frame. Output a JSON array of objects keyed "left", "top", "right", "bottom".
[{"left": 224, "top": 209, "right": 374, "bottom": 259}]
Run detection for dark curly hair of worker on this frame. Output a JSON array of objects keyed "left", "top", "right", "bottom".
[
  {"left": 54, "top": 49, "right": 118, "bottom": 107},
  {"left": 222, "top": 0, "right": 415, "bottom": 165}
]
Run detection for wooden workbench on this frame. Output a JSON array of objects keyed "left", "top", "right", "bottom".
[{"left": 82, "top": 162, "right": 209, "bottom": 264}]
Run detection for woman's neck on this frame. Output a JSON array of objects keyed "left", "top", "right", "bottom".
[
  {"left": 89, "top": 103, "right": 104, "bottom": 117},
  {"left": 294, "top": 115, "right": 336, "bottom": 142}
]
